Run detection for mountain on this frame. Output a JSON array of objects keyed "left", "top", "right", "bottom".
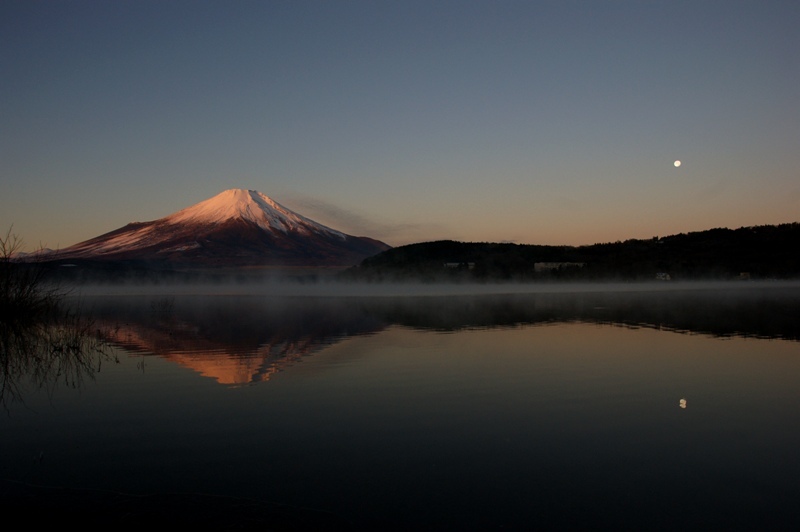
[{"left": 52, "top": 189, "right": 390, "bottom": 267}]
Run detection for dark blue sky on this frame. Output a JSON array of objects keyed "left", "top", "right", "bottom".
[{"left": 2, "top": 0, "right": 798, "bottom": 247}]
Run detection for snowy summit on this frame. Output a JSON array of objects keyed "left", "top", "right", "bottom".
[{"left": 166, "top": 189, "right": 345, "bottom": 238}]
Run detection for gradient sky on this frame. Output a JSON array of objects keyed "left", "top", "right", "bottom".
[{"left": 2, "top": 0, "right": 798, "bottom": 250}]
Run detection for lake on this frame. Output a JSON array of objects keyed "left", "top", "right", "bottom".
[{"left": 2, "top": 281, "right": 799, "bottom": 529}]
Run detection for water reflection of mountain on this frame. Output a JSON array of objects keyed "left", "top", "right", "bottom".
[
  {"left": 87, "top": 285, "right": 799, "bottom": 384},
  {"left": 88, "top": 296, "right": 387, "bottom": 385}
]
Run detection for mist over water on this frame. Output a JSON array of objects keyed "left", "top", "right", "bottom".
[{"left": 67, "top": 275, "right": 800, "bottom": 297}]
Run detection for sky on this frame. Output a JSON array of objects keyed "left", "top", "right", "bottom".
[{"left": 2, "top": 0, "right": 798, "bottom": 250}]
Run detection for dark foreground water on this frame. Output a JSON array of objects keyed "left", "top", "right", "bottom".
[{"left": 2, "top": 282, "right": 799, "bottom": 529}]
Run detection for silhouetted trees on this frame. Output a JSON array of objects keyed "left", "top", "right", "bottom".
[
  {"left": 343, "top": 223, "right": 800, "bottom": 282},
  {"left": 0, "top": 227, "right": 62, "bottom": 322}
]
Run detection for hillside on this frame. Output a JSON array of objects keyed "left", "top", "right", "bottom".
[{"left": 342, "top": 223, "right": 800, "bottom": 282}]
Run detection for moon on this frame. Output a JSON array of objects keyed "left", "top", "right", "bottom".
[{"left": 674, "top": 160, "right": 682, "bottom": 168}]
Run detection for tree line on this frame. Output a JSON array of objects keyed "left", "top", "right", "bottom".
[{"left": 342, "top": 223, "right": 800, "bottom": 282}]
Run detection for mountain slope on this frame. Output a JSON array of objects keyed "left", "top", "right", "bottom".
[{"left": 54, "top": 189, "right": 390, "bottom": 267}]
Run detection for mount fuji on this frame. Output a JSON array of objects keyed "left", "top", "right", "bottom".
[{"left": 52, "top": 189, "right": 391, "bottom": 267}]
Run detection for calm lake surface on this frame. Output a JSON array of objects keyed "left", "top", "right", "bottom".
[{"left": 2, "top": 282, "right": 800, "bottom": 529}]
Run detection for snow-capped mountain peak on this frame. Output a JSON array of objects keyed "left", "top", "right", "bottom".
[{"left": 165, "top": 189, "right": 344, "bottom": 238}]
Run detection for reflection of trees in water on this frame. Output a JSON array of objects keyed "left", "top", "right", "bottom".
[
  {"left": 0, "top": 312, "right": 115, "bottom": 408},
  {"left": 368, "top": 286, "right": 800, "bottom": 341},
  {"left": 576, "top": 289, "right": 800, "bottom": 340},
  {"left": 87, "top": 286, "right": 800, "bottom": 357},
  {"left": 59, "top": 286, "right": 798, "bottom": 388}
]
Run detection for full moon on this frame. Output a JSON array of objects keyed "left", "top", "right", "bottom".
[{"left": 674, "top": 160, "right": 682, "bottom": 167}]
